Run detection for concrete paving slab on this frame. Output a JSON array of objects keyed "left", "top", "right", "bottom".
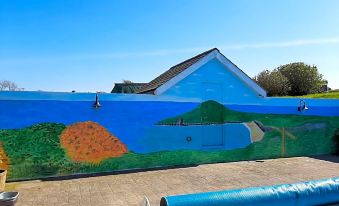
[{"left": 5, "top": 156, "right": 339, "bottom": 206}]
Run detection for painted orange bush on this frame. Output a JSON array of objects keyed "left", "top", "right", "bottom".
[
  {"left": 60, "top": 121, "right": 128, "bottom": 163},
  {"left": 0, "top": 143, "right": 9, "bottom": 171}
]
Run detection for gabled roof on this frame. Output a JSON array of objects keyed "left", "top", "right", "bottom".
[
  {"left": 137, "top": 48, "right": 267, "bottom": 97},
  {"left": 137, "top": 48, "right": 218, "bottom": 94},
  {"left": 111, "top": 83, "right": 147, "bottom": 94}
]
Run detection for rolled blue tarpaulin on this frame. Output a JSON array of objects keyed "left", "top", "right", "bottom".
[{"left": 160, "top": 177, "right": 339, "bottom": 206}]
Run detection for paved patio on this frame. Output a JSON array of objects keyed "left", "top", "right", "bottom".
[{"left": 5, "top": 156, "right": 339, "bottom": 206}]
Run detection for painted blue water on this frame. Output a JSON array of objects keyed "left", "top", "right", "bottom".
[
  {"left": 138, "top": 123, "right": 251, "bottom": 153},
  {"left": 0, "top": 100, "right": 338, "bottom": 153},
  {"left": 0, "top": 100, "right": 199, "bottom": 152}
]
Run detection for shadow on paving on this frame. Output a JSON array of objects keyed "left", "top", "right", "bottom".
[
  {"left": 7, "top": 164, "right": 200, "bottom": 183},
  {"left": 7, "top": 155, "right": 339, "bottom": 183}
]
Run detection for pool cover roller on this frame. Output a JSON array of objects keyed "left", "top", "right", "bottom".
[{"left": 160, "top": 177, "right": 339, "bottom": 206}]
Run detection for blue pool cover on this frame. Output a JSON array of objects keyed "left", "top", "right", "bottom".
[{"left": 160, "top": 177, "right": 339, "bottom": 206}]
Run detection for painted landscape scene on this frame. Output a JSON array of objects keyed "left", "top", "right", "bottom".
[{"left": 0, "top": 100, "right": 337, "bottom": 180}]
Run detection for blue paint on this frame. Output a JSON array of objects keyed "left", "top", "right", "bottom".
[
  {"left": 0, "top": 91, "right": 201, "bottom": 102},
  {"left": 224, "top": 124, "right": 251, "bottom": 150},
  {"left": 0, "top": 92, "right": 338, "bottom": 154},
  {"left": 202, "top": 125, "right": 224, "bottom": 146},
  {"left": 0, "top": 100, "right": 198, "bottom": 153},
  {"left": 162, "top": 59, "right": 261, "bottom": 102},
  {"left": 227, "top": 104, "right": 339, "bottom": 116},
  {"left": 1, "top": 91, "right": 339, "bottom": 112},
  {"left": 138, "top": 123, "right": 251, "bottom": 153},
  {"left": 1, "top": 51, "right": 339, "bottom": 180}
]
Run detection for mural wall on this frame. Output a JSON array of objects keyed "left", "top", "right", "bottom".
[{"left": 0, "top": 92, "right": 338, "bottom": 180}]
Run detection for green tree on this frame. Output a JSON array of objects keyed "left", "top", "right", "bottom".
[
  {"left": 254, "top": 69, "right": 290, "bottom": 96},
  {"left": 278, "top": 63, "right": 326, "bottom": 95}
]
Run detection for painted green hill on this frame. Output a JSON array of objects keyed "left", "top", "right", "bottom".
[
  {"left": 158, "top": 100, "right": 339, "bottom": 128},
  {"left": 158, "top": 100, "right": 338, "bottom": 157}
]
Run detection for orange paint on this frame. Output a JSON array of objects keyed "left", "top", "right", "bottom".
[
  {"left": 60, "top": 121, "right": 128, "bottom": 164},
  {"left": 0, "top": 143, "right": 9, "bottom": 171}
]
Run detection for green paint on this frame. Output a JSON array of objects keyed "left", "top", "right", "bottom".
[
  {"left": 158, "top": 100, "right": 338, "bottom": 156},
  {"left": 0, "top": 102, "right": 338, "bottom": 180},
  {"left": 159, "top": 100, "right": 339, "bottom": 128},
  {"left": 0, "top": 123, "right": 69, "bottom": 179}
]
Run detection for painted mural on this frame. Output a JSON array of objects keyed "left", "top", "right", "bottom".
[
  {"left": 60, "top": 121, "right": 128, "bottom": 163},
  {"left": 0, "top": 98, "right": 338, "bottom": 181},
  {"left": 0, "top": 49, "right": 338, "bottom": 180}
]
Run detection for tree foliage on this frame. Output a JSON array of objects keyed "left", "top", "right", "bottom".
[
  {"left": 278, "top": 63, "right": 326, "bottom": 96},
  {"left": 254, "top": 69, "right": 290, "bottom": 96},
  {"left": 0, "top": 80, "right": 24, "bottom": 91},
  {"left": 254, "top": 62, "right": 327, "bottom": 96}
]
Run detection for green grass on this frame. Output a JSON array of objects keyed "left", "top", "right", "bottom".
[
  {"left": 282, "top": 90, "right": 339, "bottom": 99},
  {"left": 0, "top": 101, "right": 338, "bottom": 180},
  {"left": 0, "top": 123, "right": 72, "bottom": 179}
]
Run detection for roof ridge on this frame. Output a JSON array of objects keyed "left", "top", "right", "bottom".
[
  {"left": 167, "top": 48, "right": 218, "bottom": 71},
  {"left": 137, "top": 48, "right": 219, "bottom": 94},
  {"left": 114, "top": 83, "right": 147, "bottom": 85}
]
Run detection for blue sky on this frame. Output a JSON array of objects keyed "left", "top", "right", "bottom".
[{"left": 1, "top": 0, "right": 339, "bottom": 92}]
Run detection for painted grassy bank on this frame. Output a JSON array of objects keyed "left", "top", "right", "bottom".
[{"left": 0, "top": 100, "right": 338, "bottom": 180}]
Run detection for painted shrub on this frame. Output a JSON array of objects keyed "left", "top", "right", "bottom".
[{"left": 60, "top": 121, "right": 128, "bottom": 164}]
